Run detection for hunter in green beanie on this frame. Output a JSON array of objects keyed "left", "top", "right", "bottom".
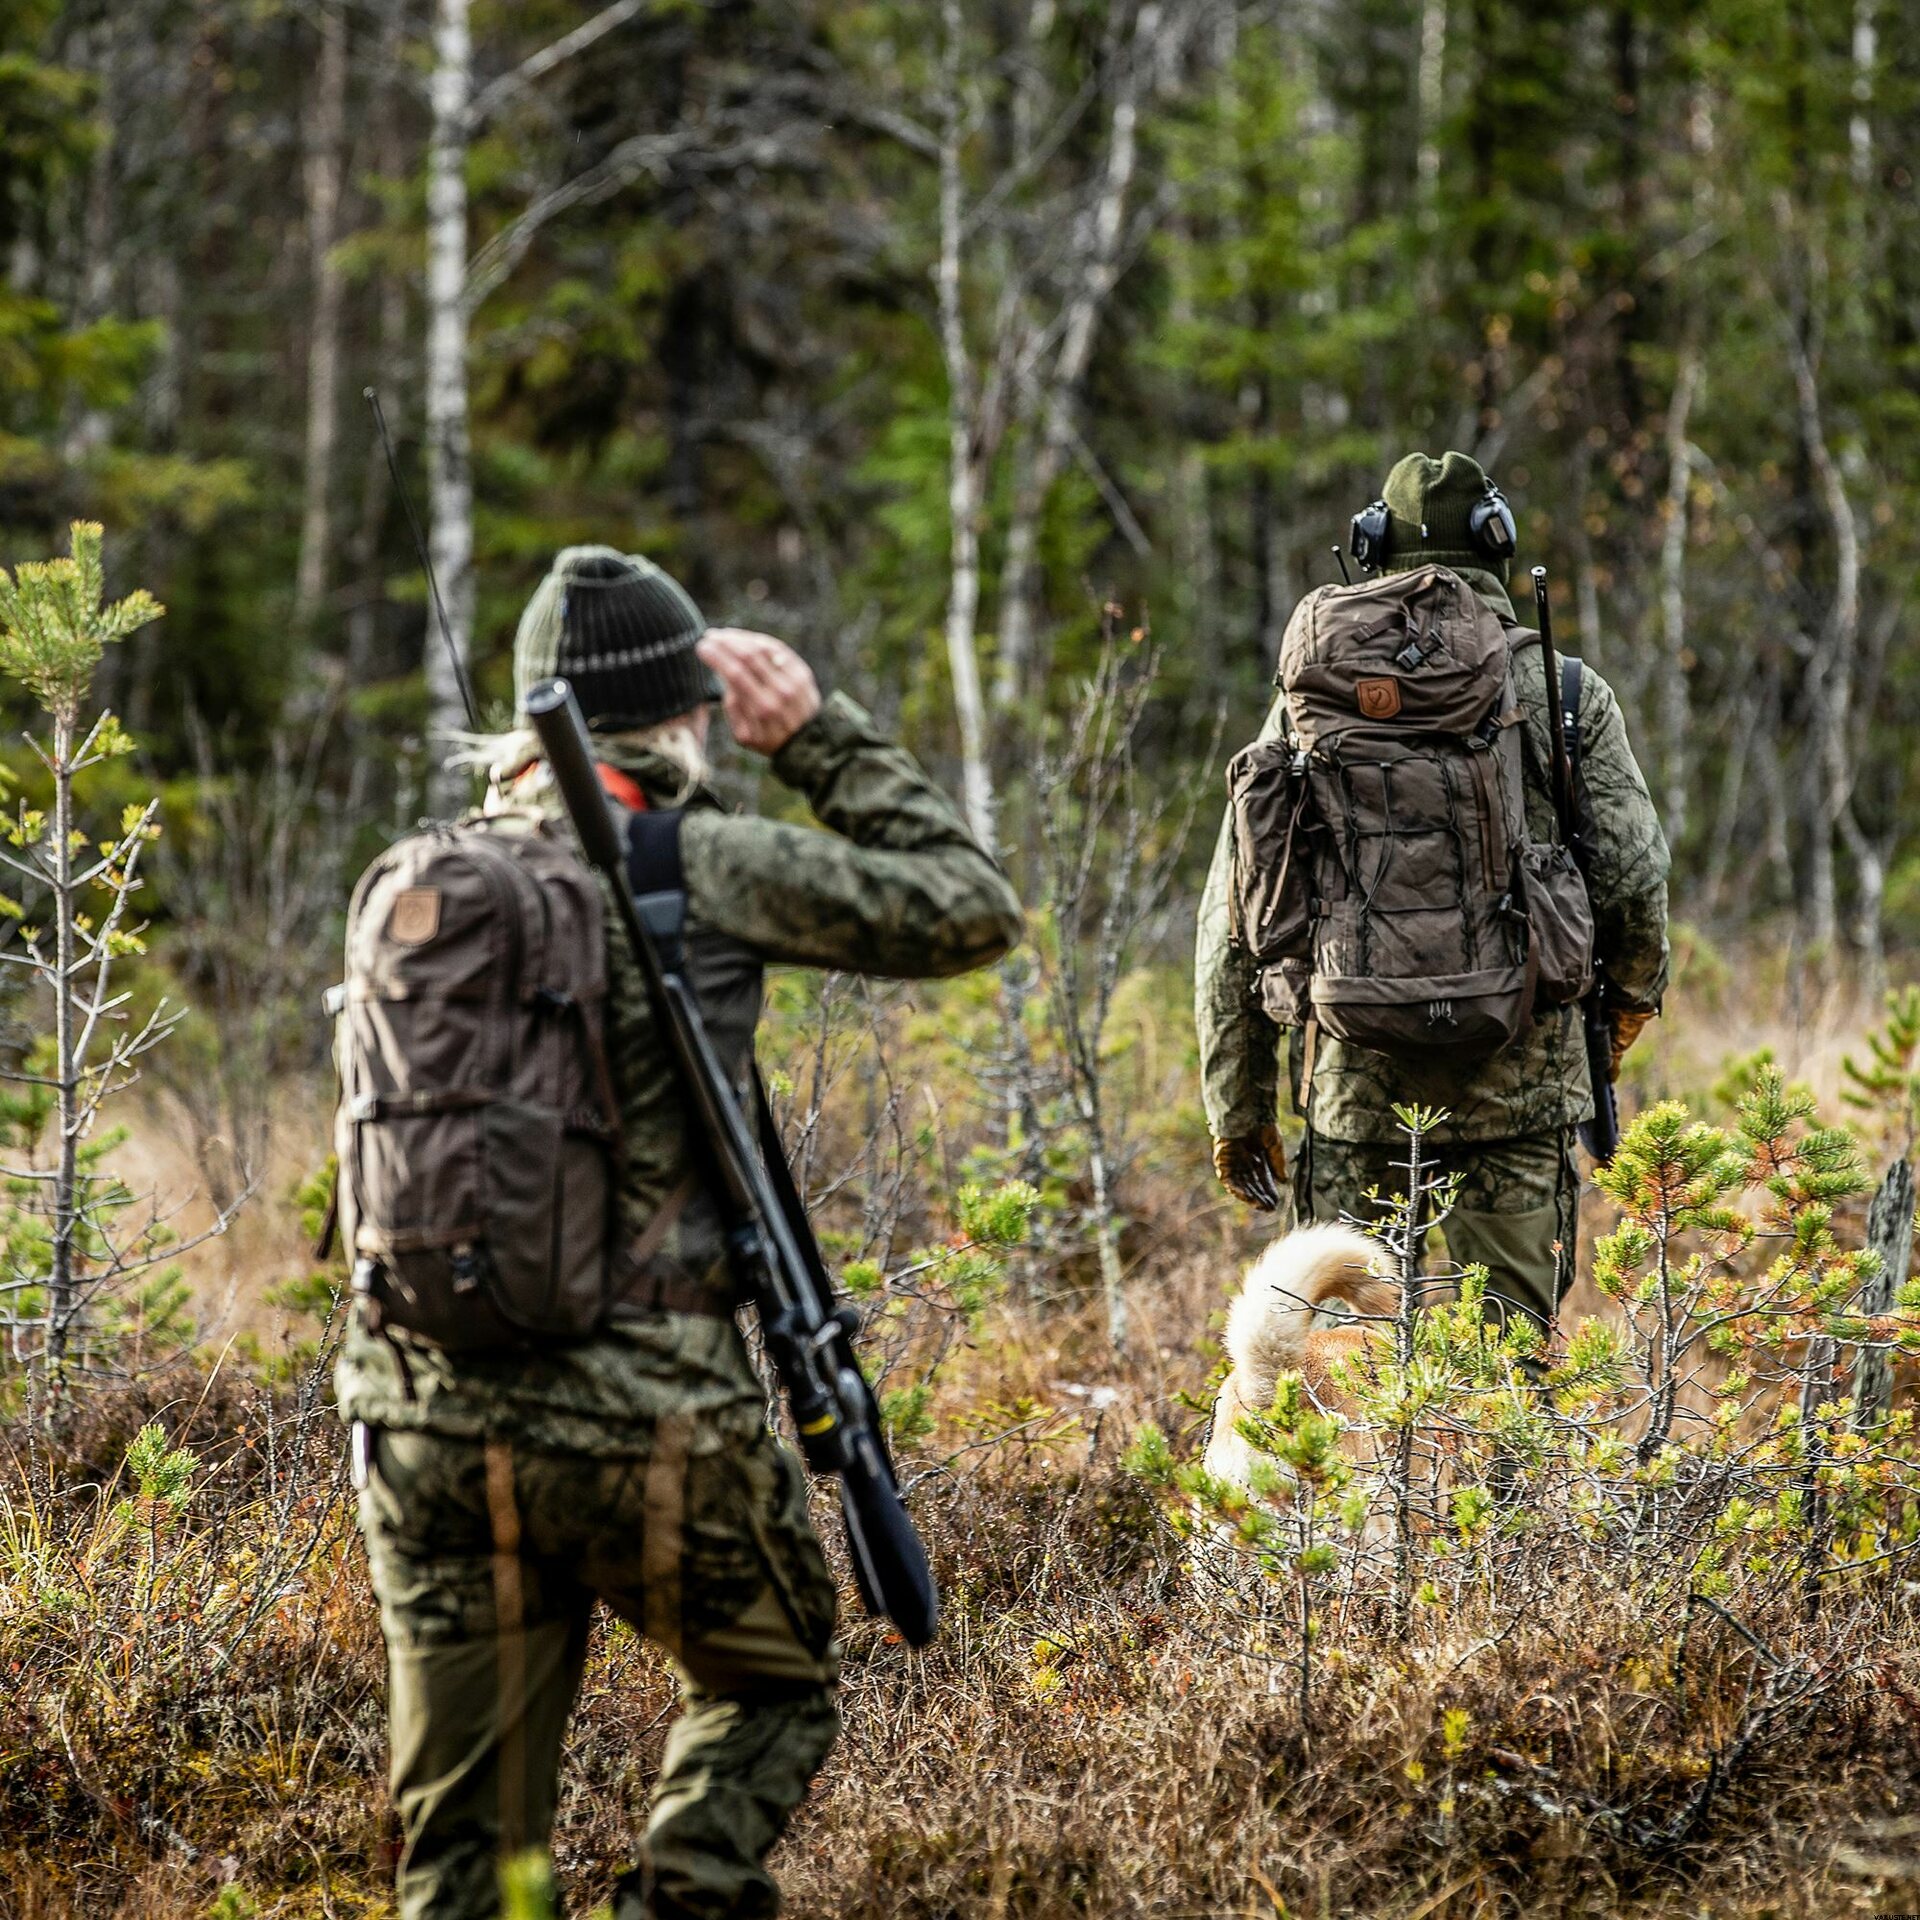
[{"left": 1381, "top": 449, "right": 1512, "bottom": 582}]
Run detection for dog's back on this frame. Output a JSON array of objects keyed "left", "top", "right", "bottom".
[{"left": 1204, "top": 1222, "right": 1395, "bottom": 1486}]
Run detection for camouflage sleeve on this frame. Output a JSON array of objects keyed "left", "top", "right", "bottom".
[
  {"left": 680, "top": 691, "right": 1023, "bottom": 978},
  {"left": 1195, "top": 694, "right": 1287, "bottom": 1140},
  {"left": 1575, "top": 666, "right": 1671, "bottom": 1014}
]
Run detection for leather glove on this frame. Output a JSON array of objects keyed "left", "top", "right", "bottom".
[
  {"left": 1609, "top": 1008, "right": 1655, "bottom": 1081},
  {"left": 1213, "top": 1124, "right": 1288, "bottom": 1212}
]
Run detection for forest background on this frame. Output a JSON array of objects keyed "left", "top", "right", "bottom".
[
  {"left": 6, "top": 1, "right": 1920, "bottom": 1916},
  {"left": 7, "top": 0, "right": 1914, "bottom": 986}
]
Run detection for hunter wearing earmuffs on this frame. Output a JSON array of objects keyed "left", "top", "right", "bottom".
[{"left": 1194, "top": 451, "right": 1671, "bottom": 1343}]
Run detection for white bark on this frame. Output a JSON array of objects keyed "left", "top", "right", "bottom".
[
  {"left": 1852, "top": 0, "right": 1877, "bottom": 193},
  {"left": 295, "top": 1, "right": 350, "bottom": 624},
  {"left": 47, "top": 715, "right": 77, "bottom": 1375},
  {"left": 1657, "top": 348, "right": 1699, "bottom": 846},
  {"left": 1089, "top": 1131, "right": 1128, "bottom": 1351},
  {"left": 1788, "top": 326, "right": 1862, "bottom": 961},
  {"left": 993, "top": 1, "right": 1167, "bottom": 711},
  {"left": 347, "top": 1, "right": 411, "bottom": 821},
  {"left": 425, "top": 0, "right": 476, "bottom": 794},
  {"left": 937, "top": 0, "right": 996, "bottom": 844},
  {"left": 1416, "top": 0, "right": 1447, "bottom": 212}
]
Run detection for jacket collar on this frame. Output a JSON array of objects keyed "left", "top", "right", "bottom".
[
  {"left": 1379, "top": 561, "right": 1516, "bottom": 624},
  {"left": 1457, "top": 566, "right": 1517, "bottom": 624},
  {"left": 592, "top": 735, "right": 721, "bottom": 810}
]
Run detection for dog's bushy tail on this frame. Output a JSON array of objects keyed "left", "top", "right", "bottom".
[{"left": 1224, "top": 1221, "right": 1395, "bottom": 1411}]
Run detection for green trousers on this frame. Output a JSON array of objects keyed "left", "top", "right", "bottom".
[
  {"left": 1292, "top": 1128, "right": 1579, "bottom": 1335},
  {"left": 355, "top": 1421, "right": 840, "bottom": 1920}
]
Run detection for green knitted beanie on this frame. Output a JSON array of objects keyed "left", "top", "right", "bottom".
[
  {"left": 1381, "top": 450, "right": 1511, "bottom": 581},
  {"left": 511, "top": 545, "right": 718, "bottom": 730}
]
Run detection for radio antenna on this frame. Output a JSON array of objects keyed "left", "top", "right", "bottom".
[{"left": 364, "top": 386, "right": 479, "bottom": 730}]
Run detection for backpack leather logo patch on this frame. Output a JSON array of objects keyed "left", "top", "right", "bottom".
[
  {"left": 1356, "top": 675, "right": 1402, "bottom": 720},
  {"left": 389, "top": 886, "right": 442, "bottom": 945}
]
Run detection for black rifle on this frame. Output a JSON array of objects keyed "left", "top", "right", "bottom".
[
  {"left": 1531, "top": 567, "right": 1619, "bottom": 1164},
  {"left": 524, "top": 677, "right": 940, "bottom": 1647}
]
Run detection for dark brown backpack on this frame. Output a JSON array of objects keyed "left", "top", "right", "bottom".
[
  {"left": 1228, "top": 566, "right": 1592, "bottom": 1063},
  {"left": 329, "top": 814, "right": 622, "bottom": 1350}
]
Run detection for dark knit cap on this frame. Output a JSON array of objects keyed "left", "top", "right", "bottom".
[
  {"left": 512, "top": 545, "right": 720, "bottom": 731},
  {"left": 1382, "top": 450, "right": 1511, "bottom": 581}
]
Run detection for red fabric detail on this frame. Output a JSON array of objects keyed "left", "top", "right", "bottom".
[{"left": 595, "top": 763, "right": 648, "bottom": 814}]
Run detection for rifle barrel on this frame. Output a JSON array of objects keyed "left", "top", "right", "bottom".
[{"left": 522, "top": 675, "right": 939, "bottom": 1645}]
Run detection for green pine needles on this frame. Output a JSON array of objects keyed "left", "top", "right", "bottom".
[
  {"left": 1135, "top": 1078, "right": 1920, "bottom": 1796},
  {"left": 0, "top": 521, "right": 162, "bottom": 727},
  {"left": 0, "top": 523, "right": 237, "bottom": 1423}
]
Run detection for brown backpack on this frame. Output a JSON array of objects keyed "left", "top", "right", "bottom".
[
  {"left": 1228, "top": 566, "right": 1592, "bottom": 1063},
  {"left": 329, "top": 814, "right": 622, "bottom": 1350}
]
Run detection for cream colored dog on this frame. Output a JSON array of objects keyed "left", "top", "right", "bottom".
[{"left": 1203, "top": 1222, "right": 1397, "bottom": 1486}]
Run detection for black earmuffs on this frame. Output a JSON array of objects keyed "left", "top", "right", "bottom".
[
  {"left": 1348, "top": 481, "right": 1517, "bottom": 572},
  {"left": 1468, "top": 483, "right": 1518, "bottom": 562}
]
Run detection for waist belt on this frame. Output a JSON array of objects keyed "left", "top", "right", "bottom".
[
  {"left": 608, "top": 1176, "right": 742, "bottom": 1321},
  {"left": 612, "top": 1270, "right": 740, "bottom": 1320}
]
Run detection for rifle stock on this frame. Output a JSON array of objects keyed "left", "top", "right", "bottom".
[{"left": 524, "top": 676, "right": 939, "bottom": 1647}]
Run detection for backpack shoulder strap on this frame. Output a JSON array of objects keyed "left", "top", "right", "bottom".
[
  {"left": 594, "top": 759, "right": 688, "bottom": 902},
  {"left": 625, "top": 808, "right": 685, "bottom": 898}
]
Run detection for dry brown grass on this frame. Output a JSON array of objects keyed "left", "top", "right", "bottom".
[
  {"left": 5, "top": 1238, "right": 1918, "bottom": 1920},
  {"left": 6, "top": 947, "right": 1920, "bottom": 1918}
]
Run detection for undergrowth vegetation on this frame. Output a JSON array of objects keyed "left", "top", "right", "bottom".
[
  {"left": 0, "top": 537, "right": 1916, "bottom": 1915},
  {"left": 3, "top": 960, "right": 1920, "bottom": 1918}
]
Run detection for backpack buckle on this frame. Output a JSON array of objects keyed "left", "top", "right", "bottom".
[
  {"left": 449, "top": 1243, "right": 485, "bottom": 1295},
  {"left": 1426, "top": 999, "right": 1456, "bottom": 1027}
]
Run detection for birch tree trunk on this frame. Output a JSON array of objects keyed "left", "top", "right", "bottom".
[
  {"left": 295, "top": 1, "right": 350, "bottom": 626},
  {"left": 937, "top": 0, "right": 996, "bottom": 844},
  {"left": 46, "top": 714, "right": 78, "bottom": 1381},
  {"left": 347, "top": 0, "right": 411, "bottom": 820},
  {"left": 1853, "top": 1155, "right": 1912, "bottom": 1431},
  {"left": 1415, "top": 0, "right": 1447, "bottom": 313},
  {"left": 1656, "top": 348, "right": 1699, "bottom": 846},
  {"left": 1789, "top": 327, "right": 1861, "bottom": 968},
  {"left": 993, "top": 1, "right": 1166, "bottom": 711},
  {"left": 425, "top": 0, "right": 476, "bottom": 798},
  {"left": 1851, "top": 0, "right": 1877, "bottom": 194}
]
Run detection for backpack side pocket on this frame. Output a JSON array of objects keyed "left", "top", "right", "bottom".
[
  {"left": 1227, "top": 738, "right": 1316, "bottom": 965},
  {"left": 1518, "top": 841, "right": 1596, "bottom": 1009}
]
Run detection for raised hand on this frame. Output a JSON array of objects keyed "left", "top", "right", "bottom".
[{"left": 697, "top": 627, "right": 822, "bottom": 755}]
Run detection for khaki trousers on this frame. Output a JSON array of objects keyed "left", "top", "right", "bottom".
[{"left": 356, "top": 1421, "right": 839, "bottom": 1920}]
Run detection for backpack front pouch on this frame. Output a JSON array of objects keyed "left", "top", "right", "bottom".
[
  {"left": 1302, "top": 738, "right": 1533, "bottom": 1062},
  {"left": 337, "top": 831, "right": 617, "bottom": 1354},
  {"left": 341, "top": 995, "right": 615, "bottom": 1353}
]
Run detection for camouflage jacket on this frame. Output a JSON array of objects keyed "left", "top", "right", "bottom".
[
  {"left": 335, "top": 691, "right": 1024, "bottom": 1455},
  {"left": 1195, "top": 568, "right": 1670, "bottom": 1146}
]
